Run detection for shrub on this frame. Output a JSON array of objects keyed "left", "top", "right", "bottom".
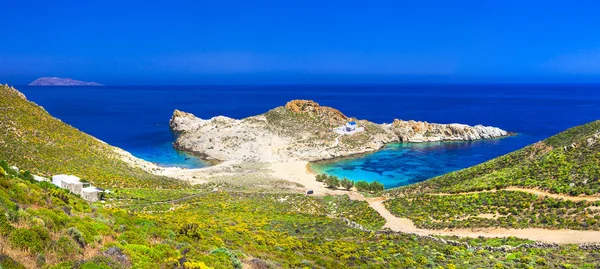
[
  {"left": 0, "top": 160, "right": 9, "bottom": 174},
  {"left": 340, "top": 178, "right": 354, "bottom": 190},
  {"left": 0, "top": 211, "right": 13, "bottom": 236},
  {"left": 10, "top": 228, "right": 47, "bottom": 252},
  {"left": 117, "top": 230, "right": 148, "bottom": 245},
  {"left": 368, "top": 181, "right": 384, "bottom": 192},
  {"left": 67, "top": 227, "right": 86, "bottom": 247},
  {"left": 354, "top": 180, "right": 370, "bottom": 191},
  {"left": 315, "top": 174, "right": 326, "bottom": 182},
  {"left": 324, "top": 176, "right": 340, "bottom": 189},
  {"left": 21, "top": 171, "right": 34, "bottom": 182},
  {"left": 211, "top": 247, "right": 243, "bottom": 269},
  {"left": 53, "top": 236, "right": 82, "bottom": 260}
]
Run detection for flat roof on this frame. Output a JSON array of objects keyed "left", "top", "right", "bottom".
[
  {"left": 53, "top": 175, "right": 81, "bottom": 184},
  {"left": 82, "top": 186, "right": 102, "bottom": 193}
]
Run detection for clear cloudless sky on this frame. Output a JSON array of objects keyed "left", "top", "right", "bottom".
[{"left": 1, "top": 0, "right": 600, "bottom": 85}]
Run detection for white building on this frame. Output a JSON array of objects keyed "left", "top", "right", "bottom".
[
  {"left": 52, "top": 175, "right": 81, "bottom": 188},
  {"left": 334, "top": 121, "right": 365, "bottom": 135},
  {"left": 346, "top": 121, "right": 357, "bottom": 132},
  {"left": 82, "top": 186, "right": 103, "bottom": 202},
  {"left": 51, "top": 175, "right": 102, "bottom": 202}
]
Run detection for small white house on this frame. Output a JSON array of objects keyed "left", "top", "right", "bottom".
[
  {"left": 346, "top": 121, "right": 357, "bottom": 132},
  {"left": 52, "top": 175, "right": 84, "bottom": 196},
  {"left": 51, "top": 174, "right": 104, "bottom": 202},
  {"left": 52, "top": 175, "right": 80, "bottom": 187},
  {"left": 81, "top": 186, "right": 103, "bottom": 202},
  {"left": 334, "top": 121, "right": 365, "bottom": 135}
]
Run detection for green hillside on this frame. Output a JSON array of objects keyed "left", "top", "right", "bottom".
[
  {"left": 1, "top": 85, "right": 600, "bottom": 268},
  {"left": 0, "top": 85, "right": 182, "bottom": 189},
  {"left": 2, "top": 161, "right": 600, "bottom": 269},
  {"left": 384, "top": 120, "right": 600, "bottom": 231},
  {"left": 389, "top": 120, "right": 600, "bottom": 196}
]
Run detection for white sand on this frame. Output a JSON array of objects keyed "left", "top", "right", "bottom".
[
  {"left": 267, "top": 161, "right": 350, "bottom": 195},
  {"left": 117, "top": 148, "right": 600, "bottom": 244}
]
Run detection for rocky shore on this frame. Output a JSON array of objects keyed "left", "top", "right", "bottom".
[{"left": 170, "top": 100, "right": 510, "bottom": 162}]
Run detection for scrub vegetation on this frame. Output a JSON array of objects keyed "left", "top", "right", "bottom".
[
  {"left": 2, "top": 85, "right": 600, "bottom": 268},
  {"left": 384, "top": 120, "right": 600, "bottom": 233},
  {"left": 2, "top": 163, "right": 600, "bottom": 269},
  {"left": 385, "top": 191, "right": 600, "bottom": 230},
  {"left": 0, "top": 84, "right": 184, "bottom": 189},
  {"left": 388, "top": 120, "right": 600, "bottom": 196}
]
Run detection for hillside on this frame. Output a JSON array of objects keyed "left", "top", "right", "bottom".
[
  {"left": 389, "top": 120, "right": 600, "bottom": 196},
  {"left": 0, "top": 85, "right": 182, "bottom": 189},
  {"left": 383, "top": 120, "right": 600, "bottom": 231},
  {"left": 170, "top": 100, "right": 509, "bottom": 162},
  {"left": 2, "top": 161, "right": 600, "bottom": 269},
  {"left": 28, "top": 77, "right": 103, "bottom": 86}
]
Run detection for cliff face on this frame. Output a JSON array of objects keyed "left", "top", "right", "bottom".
[
  {"left": 28, "top": 77, "right": 103, "bottom": 86},
  {"left": 170, "top": 100, "right": 509, "bottom": 162}
]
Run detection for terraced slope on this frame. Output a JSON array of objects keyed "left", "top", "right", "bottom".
[{"left": 0, "top": 85, "right": 182, "bottom": 188}]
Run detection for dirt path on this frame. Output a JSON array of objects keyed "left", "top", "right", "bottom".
[
  {"left": 347, "top": 191, "right": 600, "bottom": 244},
  {"left": 320, "top": 134, "right": 342, "bottom": 153},
  {"left": 432, "top": 187, "right": 600, "bottom": 202}
]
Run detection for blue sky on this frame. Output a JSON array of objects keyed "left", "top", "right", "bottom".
[{"left": 1, "top": 0, "right": 600, "bottom": 84}]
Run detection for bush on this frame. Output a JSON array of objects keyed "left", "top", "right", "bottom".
[
  {"left": 368, "top": 181, "right": 384, "bottom": 192},
  {"left": 211, "top": 247, "right": 243, "bottom": 269},
  {"left": 340, "top": 178, "right": 354, "bottom": 190},
  {"left": 324, "top": 176, "right": 340, "bottom": 189},
  {"left": 53, "top": 236, "right": 82, "bottom": 260},
  {"left": 21, "top": 171, "right": 34, "bottom": 182},
  {"left": 355, "top": 180, "right": 370, "bottom": 191},
  {"left": 0, "top": 211, "right": 13, "bottom": 236},
  {"left": 67, "top": 227, "right": 86, "bottom": 247},
  {"left": 0, "top": 160, "right": 9, "bottom": 174},
  {"left": 117, "top": 230, "right": 147, "bottom": 245},
  {"left": 315, "top": 174, "right": 326, "bottom": 182},
  {"left": 10, "top": 228, "right": 48, "bottom": 252}
]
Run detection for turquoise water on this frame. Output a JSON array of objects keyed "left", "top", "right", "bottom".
[
  {"left": 310, "top": 138, "right": 515, "bottom": 189},
  {"left": 17, "top": 84, "right": 600, "bottom": 185}
]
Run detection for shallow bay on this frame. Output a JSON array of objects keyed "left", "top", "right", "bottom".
[{"left": 18, "top": 84, "right": 600, "bottom": 186}]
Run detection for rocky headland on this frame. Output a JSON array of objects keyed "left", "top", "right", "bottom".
[
  {"left": 29, "top": 77, "right": 103, "bottom": 86},
  {"left": 170, "top": 100, "right": 509, "bottom": 162}
]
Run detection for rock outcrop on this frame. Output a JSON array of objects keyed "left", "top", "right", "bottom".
[
  {"left": 170, "top": 100, "right": 510, "bottom": 162},
  {"left": 391, "top": 119, "right": 508, "bottom": 142}
]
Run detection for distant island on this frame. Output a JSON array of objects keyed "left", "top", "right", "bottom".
[{"left": 28, "top": 77, "right": 103, "bottom": 86}]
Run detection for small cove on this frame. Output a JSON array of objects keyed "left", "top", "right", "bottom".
[
  {"left": 310, "top": 137, "right": 520, "bottom": 189},
  {"left": 16, "top": 84, "right": 600, "bottom": 182}
]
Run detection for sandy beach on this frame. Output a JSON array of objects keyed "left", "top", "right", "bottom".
[{"left": 267, "top": 161, "right": 350, "bottom": 195}]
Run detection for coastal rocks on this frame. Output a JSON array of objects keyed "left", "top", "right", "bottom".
[
  {"left": 170, "top": 100, "right": 510, "bottom": 162},
  {"left": 169, "top": 109, "right": 207, "bottom": 132},
  {"left": 390, "top": 120, "right": 508, "bottom": 142},
  {"left": 285, "top": 99, "right": 348, "bottom": 125}
]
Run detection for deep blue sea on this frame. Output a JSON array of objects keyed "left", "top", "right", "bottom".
[{"left": 18, "top": 84, "right": 600, "bottom": 188}]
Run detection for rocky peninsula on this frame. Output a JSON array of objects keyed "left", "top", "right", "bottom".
[
  {"left": 29, "top": 77, "right": 103, "bottom": 86},
  {"left": 170, "top": 100, "right": 509, "bottom": 162}
]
